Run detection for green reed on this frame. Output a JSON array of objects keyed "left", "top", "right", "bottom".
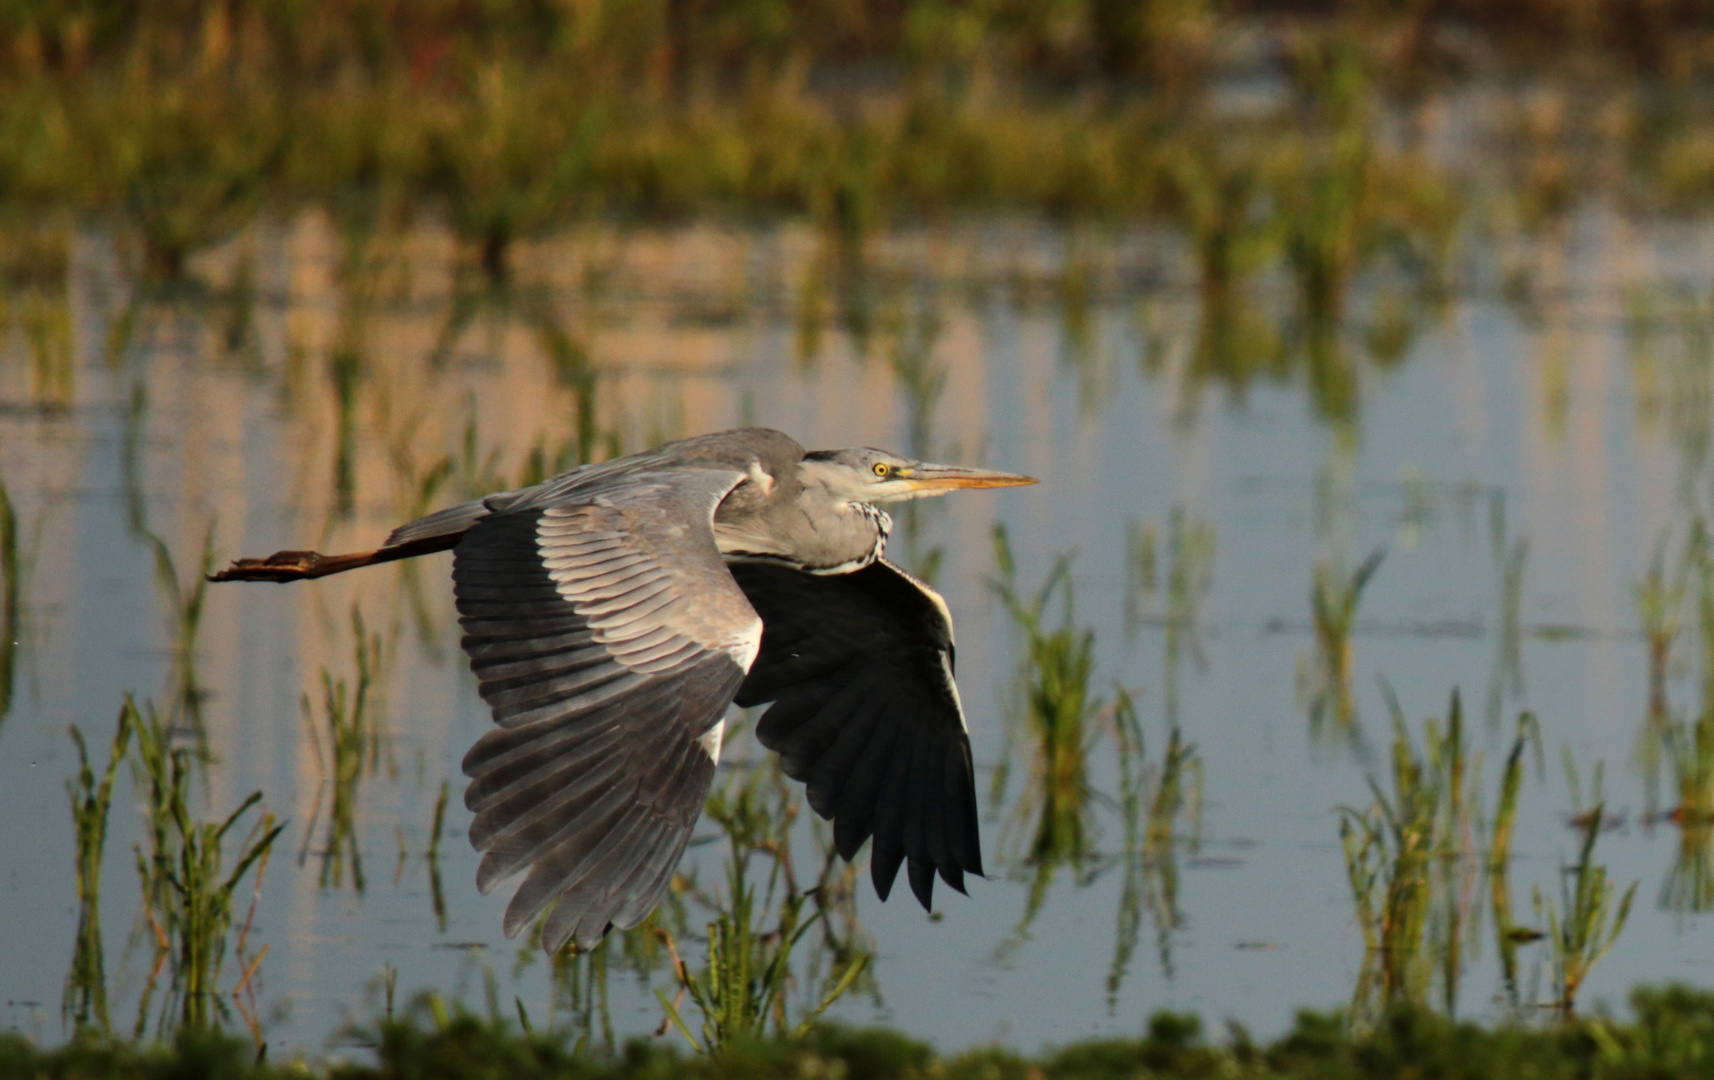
[
  {"left": 303, "top": 607, "right": 387, "bottom": 890},
  {"left": 129, "top": 698, "right": 284, "bottom": 1034},
  {"left": 989, "top": 525, "right": 1099, "bottom": 873},
  {"left": 1339, "top": 688, "right": 1478, "bottom": 1020},
  {"left": 1488, "top": 711, "right": 1543, "bottom": 1009},
  {"left": 659, "top": 760, "right": 865, "bottom": 1053},
  {"left": 1534, "top": 805, "right": 1638, "bottom": 1018},
  {"left": 63, "top": 699, "right": 137, "bottom": 1034},
  {"left": 1305, "top": 549, "right": 1385, "bottom": 741}
]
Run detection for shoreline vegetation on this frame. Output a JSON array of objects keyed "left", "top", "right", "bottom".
[
  {"left": 6, "top": 0, "right": 1714, "bottom": 290},
  {"left": 13, "top": 985, "right": 1714, "bottom": 1078}
]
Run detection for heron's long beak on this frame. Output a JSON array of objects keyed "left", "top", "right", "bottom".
[{"left": 903, "top": 463, "right": 1039, "bottom": 493}]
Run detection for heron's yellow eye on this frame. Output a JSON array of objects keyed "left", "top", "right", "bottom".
[{"left": 872, "top": 462, "right": 890, "bottom": 477}]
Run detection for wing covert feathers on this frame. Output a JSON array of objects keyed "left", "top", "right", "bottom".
[
  {"left": 454, "top": 467, "right": 760, "bottom": 953},
  {"left": 731, "top": 559, "right": 982, "bottom": 912}
]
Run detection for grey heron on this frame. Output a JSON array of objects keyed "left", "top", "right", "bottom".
[{"left": 212, "top": 427, "right": 1035, "bottom": 952}]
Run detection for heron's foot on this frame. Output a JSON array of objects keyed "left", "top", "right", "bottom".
[{"left": 208, "top": 550, "right": 331, "bottom": 582}]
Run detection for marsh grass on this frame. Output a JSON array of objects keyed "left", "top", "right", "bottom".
[
  {"left": 1304, "top": 549, "right": 1386, "bottom": 742},
  {"left": 1339, "top": 688, "right": 1480, "bottom": 1021},
  {"left": 658, "top": 759, "right": 867, "bottom": 1054},
  {"left": 128, "top": 698, "right": 284, "bottom": 1035},
  {"left": 989, "top": 525, "right": 1100, "bottom": 875},
  {"left": 1534, "top": 806, "right": 1638, "bottom": 1017},
  {"left": 63, "top": 699, "right": 136, "bottom": 1034},
  {"left": 301, "top": 607, "right": 388, "bottom": 891},
  {"left": 1488, "top": 711, "right": 1544, "bottom": 1009}
]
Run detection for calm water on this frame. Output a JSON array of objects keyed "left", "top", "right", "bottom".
[{"left": 4, "top": 202, "right": 1714, "bottom": 1055}]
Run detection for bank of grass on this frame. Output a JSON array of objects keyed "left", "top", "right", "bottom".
[{"left": 15, "top": 986, "right": 1714, "bottom": 1079}]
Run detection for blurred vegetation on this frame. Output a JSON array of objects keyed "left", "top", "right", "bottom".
[{"left": 25, "top": 984, "right": 1714, "bottom": 1078}]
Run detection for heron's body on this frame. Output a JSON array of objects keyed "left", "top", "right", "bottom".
[{"left": 214, "top": 427, "right": 1033, "bottom": 952}]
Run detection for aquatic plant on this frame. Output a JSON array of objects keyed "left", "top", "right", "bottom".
[
  {"left": 659, "top": 760, "right": 866, "bottom": 1053},
  {"left": 302, "top": 607, "right": 387, "bottom": 891},
  {"left": 1339, "top": 688, "right": 1479, "bottom": 1020},
  {"left": 129, "top": 698, "right": 284, "bottom": 1033},
  {"left": 1487, "top": 711, "right": 1543, "bottom": 1010},
  {"left": 1534, "top": 805, "right": 1638, "bottom": 1017},
  {"left": 989, "top": 525, "right": 1100, "bottom": 873},
  {"left": 63, "top": 699, "right": 136, "bottom": 1034},
  {"left": 1304, "top": 549, "right": 1385, "bottom": 741}
]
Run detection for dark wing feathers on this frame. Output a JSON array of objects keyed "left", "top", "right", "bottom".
[
  {"left": 731, "top": 558, "right": 983, "bottom": 910},
  {"left": 454, "top": 467, "right": 760, "bottom": 953}
]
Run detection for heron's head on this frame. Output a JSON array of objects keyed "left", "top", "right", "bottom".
[{"left": 802, "top": 447, "right": 1037, "bottom": 505}]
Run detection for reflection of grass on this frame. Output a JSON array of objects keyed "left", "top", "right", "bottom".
[
  {"left": 1534, "top": 806, "right": 1638, "bottom": 1018},
  {"left": 130, "top": 699, "right": 284, "bottom": 1034},
  {"left": 1486, "top": 496, "right": 1530, "bottom": 729},
  {"left": 1127, "top": 508, "right": 1216, "bottom": 724},
  {"left": 146, "top": 525, "right": 216, "bottom": 743},
  {"left": 63, "top": 699, "right": 136, "bottom": 1034},
  {"left": 1661, "top": 714, "right": 1714, "bottom": 915},
  {"left": 1303, "top": 549, "right": 1385, "bottom": 742},
  {"left": 1108, "top": 691, "right": 1203, "bottom": 1000},
  {"left": 1635, "top": 528, "right": 1700, "bottom": 814}
]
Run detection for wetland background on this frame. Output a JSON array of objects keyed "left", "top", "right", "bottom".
[{"left": 10, "top": 0, "right": 1714, "bottom": 1061}]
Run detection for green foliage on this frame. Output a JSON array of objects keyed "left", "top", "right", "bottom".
[
  {"left": 659, "top": 760, "right": 867, "bottom": 1054},
  {"left": 127, "top": 698, "right": 285, "bottom": 1034},
  {"left": 1338, "top": 688, "right": 1479, "bottom": 1020},
  {"left": 1304, "top": 548, "right": 1384, "bottom": 741},
  {"left": 63, "top": 699, "right": 136, "bottom": 1034},
  {"left": 303, "top": 607, "right": 388, "bottom": 891},
  {"left": 989, "top": 524, "right": 1100, "bottom": 872},
  {"left": 1534, "top": 806, "right": 1639, "bottom": 1017},
  {"left": 28, "top": 989, "right": 1714, "bottom": 1078}
]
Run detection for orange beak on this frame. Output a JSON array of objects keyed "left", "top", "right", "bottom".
[{"left": 901, "top": 463, "right": 1039, "bottom": 493}]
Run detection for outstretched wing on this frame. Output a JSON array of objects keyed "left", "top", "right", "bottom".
[
  {"left": 729, "top": 558, "right": 982, "bottom": 910},
  {"left": 453, "top": 467, "right": 762, "bottom": 953}
]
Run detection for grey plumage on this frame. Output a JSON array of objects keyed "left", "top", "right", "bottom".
[{"left": 212, "top": 427, "right": 1033, "bottom": 953}]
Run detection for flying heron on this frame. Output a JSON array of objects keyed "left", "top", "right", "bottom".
[{"left": 212, "top": 427, "right": 1035, "bottom": 953}]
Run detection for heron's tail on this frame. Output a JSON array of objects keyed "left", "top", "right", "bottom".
[{"left": 208, "top": 533, "right": 463, "bottom": 582}]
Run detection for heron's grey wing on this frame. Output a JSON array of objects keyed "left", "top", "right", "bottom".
[
  {"left": 729, "top": 558, "right": 981, "bottom": 910},
  {"left": 454, "top": 467, "right": 762, "bottom": 953}
]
